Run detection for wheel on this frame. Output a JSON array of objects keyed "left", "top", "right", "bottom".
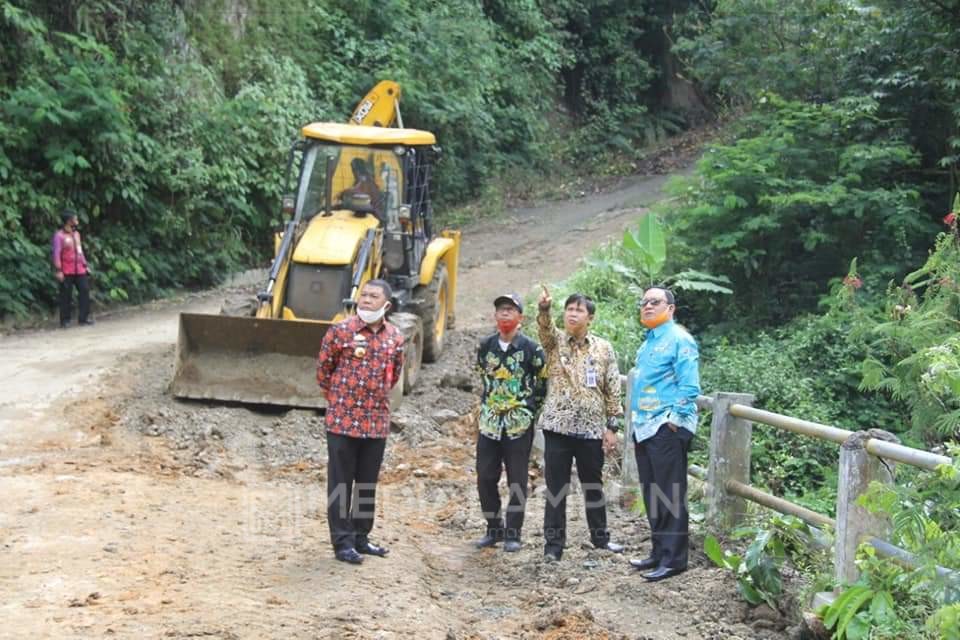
[
  {"left": 415, "top": 263, "right": 449, "bottom": 363},
  {"left": 389, "top": 312, "right": 423, "bottom": 394}
]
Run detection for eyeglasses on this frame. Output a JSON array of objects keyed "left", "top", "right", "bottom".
[{"left": 639, "top": 299, "right": 667, "bottom": 308}]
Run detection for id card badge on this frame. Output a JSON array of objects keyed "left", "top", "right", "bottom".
[{"left": 585, "top": 366, "right": 598, "bottom": 388}]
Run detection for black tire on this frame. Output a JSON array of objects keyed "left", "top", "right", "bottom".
[
  {"left": 389, "top": 312, "right": 422, "bottom": 394},
  {"left": 415, "top": 263, "right": 449, "bottom": 363}
]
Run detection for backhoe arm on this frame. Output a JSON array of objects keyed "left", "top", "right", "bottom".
[{"left": 349, "top": 80, "right": 403, "bottom": 128}]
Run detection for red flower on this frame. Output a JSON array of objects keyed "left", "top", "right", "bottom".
[
  {"left": 843, "top": 275, "right": 863, "bottom": 289},
  {"left": 945, "top": 212, "right": 957, "bottom": 225}
]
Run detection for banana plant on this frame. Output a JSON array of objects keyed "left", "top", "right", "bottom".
[
  {"left": 623, "top": 212, "right": 667, "bottom": 279},
  {"left": 620, "top": 214, "right": 733, "bottom": 295}
]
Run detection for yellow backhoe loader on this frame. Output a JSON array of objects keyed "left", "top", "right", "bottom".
[{"left": 170, "top": 81, "right": 460, "bottom": 409}]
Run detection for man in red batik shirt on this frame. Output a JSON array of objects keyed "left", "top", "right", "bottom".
[{"left": 317, "top": 279, "right": 404, "bottom": 565}]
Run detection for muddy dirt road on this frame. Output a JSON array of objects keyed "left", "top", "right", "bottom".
[{"left": 0, "top": 173, "right": 791, "bottom": 639}]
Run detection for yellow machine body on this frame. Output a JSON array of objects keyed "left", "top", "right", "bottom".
[{"left": 171, "top": 82, "right": 460, "bottom": 410}]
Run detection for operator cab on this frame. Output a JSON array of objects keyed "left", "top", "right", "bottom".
[{"left": 282, "top": 123, "right": 440, "bottom": 314}]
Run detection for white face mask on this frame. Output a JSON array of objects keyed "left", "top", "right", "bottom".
[{"left": 357, "top": 304, "right": 387, "bottom": 324}]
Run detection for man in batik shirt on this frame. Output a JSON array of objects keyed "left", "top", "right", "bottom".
[
  {"left": 317, "top": 279, "right": 404, "bottom": 565},
  {"left": 474, "top": 293, "right": 547, "bottom": 552},
  {"left": 537, "top": 285, "right": 624, "bottom": 562}
]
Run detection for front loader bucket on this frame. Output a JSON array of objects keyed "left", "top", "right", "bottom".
[{"left": 171, "top": 313, "right": 331, "bottom": 409}]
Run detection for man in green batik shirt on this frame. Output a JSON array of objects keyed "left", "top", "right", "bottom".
[{"left": 474, "top": 293, "right": 547, "bottom": 552}]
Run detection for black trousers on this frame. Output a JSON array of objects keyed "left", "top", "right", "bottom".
[
  {"left": 476, "top": 428, "right": 533, "bottom": 541},
  {"left": 542, "top": 430, "right": 610, "bottom": 556},
  {"left": 59, "top": 274, "right": 90, "bottom": 325},
  {"left": 326, "top": 432, "right": 387, "bottom": 552},
  {"left": 634, "top": 424, "right": 693, "bottom": 570}
]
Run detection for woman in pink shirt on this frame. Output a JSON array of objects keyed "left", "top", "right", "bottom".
[{"left": 51, "top": 210, "right": 93, "bottom": 328}]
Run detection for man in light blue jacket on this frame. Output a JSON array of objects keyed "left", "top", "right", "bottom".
[{"left": 628, "top": 287, "right": 700, "bottom": 582}]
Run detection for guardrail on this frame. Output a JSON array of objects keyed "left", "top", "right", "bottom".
[{"left": 618, "top": 372, "right": 955, "bottom": 589}]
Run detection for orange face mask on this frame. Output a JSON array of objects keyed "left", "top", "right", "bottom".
[{"left": 641, "top": 309, "right": 670, "bottom": 329}]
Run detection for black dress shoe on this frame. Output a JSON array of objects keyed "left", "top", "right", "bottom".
[
  {"left": 595, "top": 541, "right": 624, "bottom": 553},
  {"left": 474, "top": 533, "right": 500, "bottom": 549},
  {"left": 335, "top": 548, "right": 364, "bottom": 564},
  {"left": 503, "top": 540, "right": 522, "bottom": 553},
  {"left": 79, "top": 319, "right": 95, "bottom": 326},
  {"left": 642, "top": 566, "right": 686, "bottom": 582},
  {"left": 629, "top": 557, "right": 659, "bottom": 571},
  {"left": 356, "top": 541, "right": 389, "bottom": 557}
]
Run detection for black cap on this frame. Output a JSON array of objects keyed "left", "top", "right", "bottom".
[{"left": 493, "top": 293, "right": 523, "bottom": 313}]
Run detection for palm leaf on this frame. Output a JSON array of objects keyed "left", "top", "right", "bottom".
[
  {"left": 670, "top": 278, "right": 735, "bottom": 294},
  {"left": 667, "top": 269, "right": 733, "bottom": 284}
]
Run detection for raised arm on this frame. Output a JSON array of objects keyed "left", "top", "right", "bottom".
[{"left": 536, "top": 283, "right": 560, "bottom": 355}]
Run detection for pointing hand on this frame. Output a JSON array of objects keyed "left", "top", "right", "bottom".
[{"left": 538, "top": 283, "right": 552, "bottom": 311}]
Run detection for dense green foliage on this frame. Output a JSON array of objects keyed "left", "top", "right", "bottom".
[
  {"left": 2, "top": 0, "right": 695, "bottom": 319},
  {"left": 675, "top": 0, "right": 960, "bottom": 196},
  {"left": 2, "top": 1, "right": 323, "bottom": 313},
  {"left": 667, "top": 95, "right": 931, "bottom": 325},
  {"left": 668, "top": 0, "right": 959, "bottom": 321},
  {"left": 653, "top": 0, "right": 960, "bottom": 448},
  {"left": 858, "top": 226, "right": 960, "bottom": 444}
]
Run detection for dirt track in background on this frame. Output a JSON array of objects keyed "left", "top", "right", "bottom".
[{"left": 0, "top": 170, "right": 797, "bottom": 639}]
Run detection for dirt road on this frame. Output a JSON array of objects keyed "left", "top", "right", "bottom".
[{"left": 0, "top": 173, "right": 789, "bottom": 639}]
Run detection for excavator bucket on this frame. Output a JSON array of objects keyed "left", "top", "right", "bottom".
[{"left": 170, "top": 313, "right": 330, "bottom": 409}]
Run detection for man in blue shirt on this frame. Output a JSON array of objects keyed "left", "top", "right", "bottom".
[{"left": 628, "top": 287, "right": 700, "bottom": 582}]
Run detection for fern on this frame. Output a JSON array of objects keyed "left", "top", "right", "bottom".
[
  {"left": 933, "top": 409, "right": 960, "bottom": 438},
  {"left": 857, "top": 228, "right": 960, "bottom": 442}
]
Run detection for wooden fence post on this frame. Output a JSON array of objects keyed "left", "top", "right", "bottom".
[
  {"left": 835, "top": 431, "right": 897, "bottom": 585},
  {"left": 706, "top": 392, "right": 755, "bottom": 530}
]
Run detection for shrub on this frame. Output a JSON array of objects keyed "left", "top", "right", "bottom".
[{"left": 664, "top": 95, "right": 933, "bottom": 326}]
